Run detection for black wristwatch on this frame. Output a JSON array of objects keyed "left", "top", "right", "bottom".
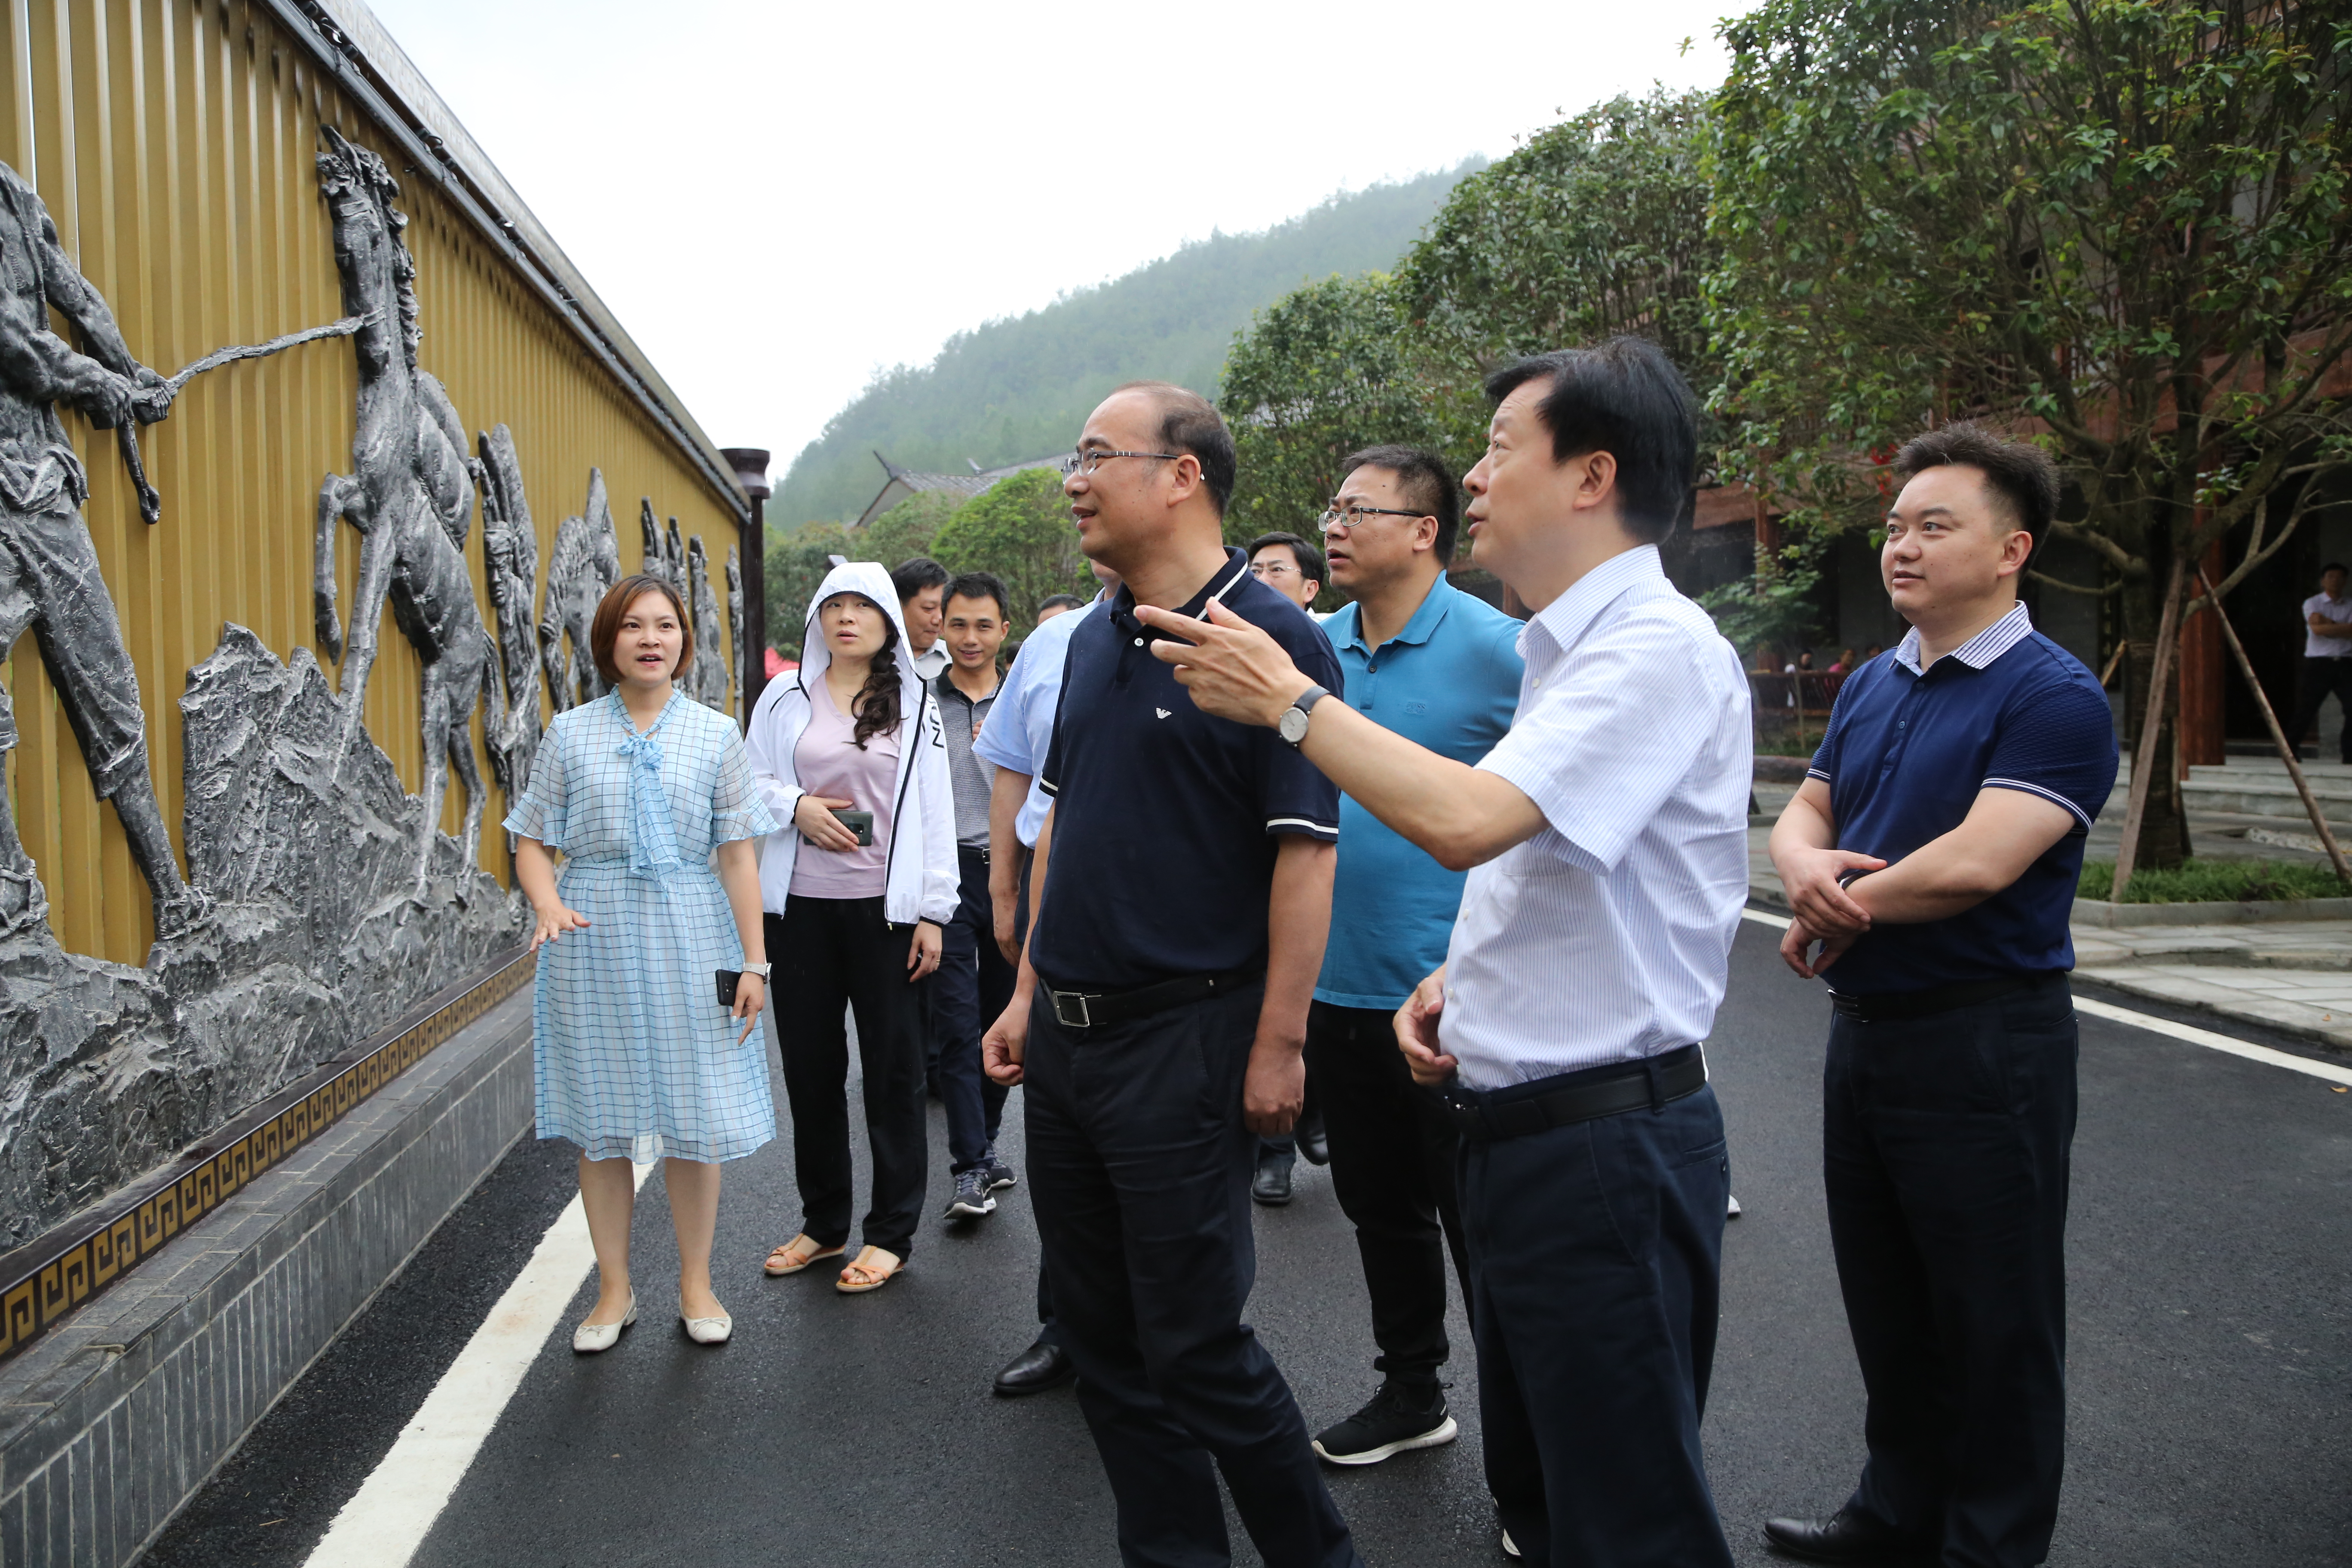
[{"left": 1278, "top": 685, "right": 1329, "bottom": 748}]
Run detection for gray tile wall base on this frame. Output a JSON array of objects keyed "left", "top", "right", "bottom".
[{"left": 0, "top": 986, "right": 536, "bottom": 1568}]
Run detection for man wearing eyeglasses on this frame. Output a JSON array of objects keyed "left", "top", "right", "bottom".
[
  {"left": 1297, "top": 446, "right": 1524, "bottom": 1470},
  {"left": 986, "top": 383, "right": 1359, "bottom": 1568},
  {"left": 1249, "top": 531, "right": 1327, "bottom": 615}
]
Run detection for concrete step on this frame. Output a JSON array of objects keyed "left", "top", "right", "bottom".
[{"left": 2110, "top": 762, "right": 2352, "bottom": 830}]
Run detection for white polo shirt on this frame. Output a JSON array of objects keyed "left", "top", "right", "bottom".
[
  {"left": 2305, "top": 592, "right": 2352, "bottom": 658},
  {"left": 1438, "top": 544, "right": 1752, "bottom": 1090}
]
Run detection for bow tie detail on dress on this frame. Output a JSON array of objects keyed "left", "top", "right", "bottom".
[{"left": 615, "top": 702, "right": 684, "bottom": 880}]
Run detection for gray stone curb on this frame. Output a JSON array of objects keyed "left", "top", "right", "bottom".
[
  {"left": 0, "top": 987, "right": 534, "bottom": 1568},
  {"left": 2072, "top": 896, "right": 2352, "bottom": 927}
]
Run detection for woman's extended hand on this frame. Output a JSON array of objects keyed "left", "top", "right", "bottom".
[
  {"left": 731, "top": 971, "right": 766, "bottom": 1045},
  {"left": 530, "top": 900, "right": 590, "bottom": 952},
  {"left": 793, "top": 793, "right": 862, "bottom": 852},
  {"left": 906, "top": 919, "right": 942, "bottom": 981}
]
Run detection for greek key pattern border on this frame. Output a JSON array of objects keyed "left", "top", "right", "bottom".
[{"left": 0, "top": 945, "right": 535, "bottom": 1365}]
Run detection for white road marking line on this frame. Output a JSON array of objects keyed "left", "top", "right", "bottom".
[
  {"left": 304, "top": 1160, "right": 654, "bottom": 1568},
  {"left": 1738, "top": 907, "right": 2352, "bottom": 1087}
]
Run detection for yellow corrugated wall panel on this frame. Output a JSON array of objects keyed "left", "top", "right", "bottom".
[{"left": 0, "top": 0, "right": 740, "bottom": 966}]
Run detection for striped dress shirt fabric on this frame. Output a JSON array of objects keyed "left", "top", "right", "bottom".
[{"left": 1439, "top": 545, "right": 1752, "bottom": 1091}]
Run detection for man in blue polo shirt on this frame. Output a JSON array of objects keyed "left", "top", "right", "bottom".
[
  {"left": 1297, "top": 445, "right": 1522, "bottom": 1469},
  {"left": 1765, "top": 424, "right": 2117, "bottom": 1568},
  {"left": 984, "top": 382, "right": 1359, "bottom": 1568}
]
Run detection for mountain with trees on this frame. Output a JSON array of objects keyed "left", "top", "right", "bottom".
[{"left": 773, "top": 162, "right": 1483, "bottom": 527}]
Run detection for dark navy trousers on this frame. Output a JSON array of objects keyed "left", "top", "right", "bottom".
[
  {"left": 1026, "top": 983, "right": 1360, "bottom": 1568},
  {"left": 1459, "top": 1078, "right": 1734, "bottom": 1568},
  {"left": 936, "top": 845, "right": 1016, "bottom": 1172},
  {"left": 1823, "top": 977, "right": 2076, "bottom": 1568}
]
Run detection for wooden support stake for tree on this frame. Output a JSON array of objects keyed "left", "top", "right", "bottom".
[
  {"left": 2112, "top": 556, "right": 2186, "bottom": 900},
  {"left": 2196, "top": 567, "right": 2352, "bottom": 885}
]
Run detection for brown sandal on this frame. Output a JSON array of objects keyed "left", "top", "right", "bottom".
[
  {"left": 764, "top": 1235, "right": 845, "bottom": 1276},
  {"left": 834, "top": 1245, "right": 905, "bottom": 1294}
]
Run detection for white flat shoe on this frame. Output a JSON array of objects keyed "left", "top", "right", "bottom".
[
  {"left": 573, "top": 1292, "right": 637, "bottom": 1354},
  {"left": 680, "top": 1297, "right": 732, "bottom": 1345}
]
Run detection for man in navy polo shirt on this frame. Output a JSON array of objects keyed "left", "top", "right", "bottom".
[
  {"left": 984, "top": 382, "right": 1359, "bottom": 1568},
  {"left": 1765, "top": 424, "right": 2118, "bottom": 1568},
  {"left": 1298, "top": 445, "right": 1522, "bottom": 1468}
]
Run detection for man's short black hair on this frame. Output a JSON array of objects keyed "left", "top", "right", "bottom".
[
  {"left": 944, "top": 570, "right": 1009, "bottom": 623},
  {"left": 891, "top": 556, "right": 949, "bottom": 603},
  {"left": 1248, "top": 531, "right": 1326, "bottom": 588},
  {"left": 1037, "top": 592, "right": 1086, "bottom": 614},
  {"left": 1114, "top": 381, "right": 1236, "bottom": 517},
  {"left": 1342, "top": 444, "right": 1463, "bottom": 564},
  {"left": 1483, "top": 336, "right": 1699, "bottom": 543},
  {"left": 1891, "top": 422, "right": 2061, "bottom": 547},
  {"left": 2324, "top": 562, "right": 2349, "bottom": 577}
]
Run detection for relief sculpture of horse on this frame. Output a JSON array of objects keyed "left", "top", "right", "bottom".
[
  {"left": 539, "top": 468, "right": 621, "bottom": 712},
  {"left": 310, "top": 127, "right": 496, "bottom": 899}
]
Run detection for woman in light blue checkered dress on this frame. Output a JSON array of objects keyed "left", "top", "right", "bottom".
[{"left": 505, "top": 574, "right": 778, "bottom": 1352}]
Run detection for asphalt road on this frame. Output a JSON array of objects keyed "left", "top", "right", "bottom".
[{"left": 146, "top": 917, "right": 2352, "bottom": 1568}]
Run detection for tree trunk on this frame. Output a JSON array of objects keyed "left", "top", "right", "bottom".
[{"left": 2115, "top": 530, "right": 2192, "bottom": 871}]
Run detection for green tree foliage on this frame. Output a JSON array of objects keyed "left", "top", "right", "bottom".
[
  {"left": 1706, "top": 0, "right": 2352, "bottom": 868},
  {"left": 776, "top": 166, "right": 1481, "bottom": 525},
  {"left": 863, "top": 491, "right": 962, "bottom": 571},
  {"left": 1219, "top": 92, "right": 1718, "bottom": 561},
  {"left": 932, "top": 469, "right": 1096, "bottom": 641}
]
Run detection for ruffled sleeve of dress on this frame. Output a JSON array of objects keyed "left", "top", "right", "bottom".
[
  {"left": 711, "top": 731, "right": 780, "bottom": 845},
  {"left": 502, "top": 714, "right": 569, "bottom": 849}
]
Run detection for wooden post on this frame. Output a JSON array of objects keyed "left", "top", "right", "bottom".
[
  {"left": 2112, "top": 556, "right": 2186, "bottom": 900},
  {"left": 2196, "top": 567, "right": 2352, "bottom": 884}
]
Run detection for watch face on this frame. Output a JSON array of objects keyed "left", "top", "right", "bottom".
[{"left": 1279, "top": 706, "right": 1311, "bottom": 744}]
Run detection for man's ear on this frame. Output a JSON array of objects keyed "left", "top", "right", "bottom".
[
  {"left": 1571, "top": 450, "right": 1619, "bottom": 512},
  {"left": 1999, "top": 525, "right": 2035, "bottom": 579}
]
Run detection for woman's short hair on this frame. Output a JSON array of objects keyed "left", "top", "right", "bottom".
[{"left": 591, "top": 573, "right": 695, "bottom": 686}]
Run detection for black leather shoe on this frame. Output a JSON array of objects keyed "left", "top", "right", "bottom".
[
  {"left": 992, "top": 1339, "right": 1074, "bottom": 1396},
  {"left": 1763, "top": 1508, "right": 1936, "bottom": 1565},
  {"left": 1253, "top": 1149, "right": 1295, "bottom": 1206},
  {"left": 1297, "top": 1112, "right": 1329, "bottom": 1167}
]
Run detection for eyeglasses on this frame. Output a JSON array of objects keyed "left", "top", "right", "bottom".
[
  {"left": 1250, "top": 560, "right": 1299, "bottom": 577},
  {"left": 1317, "top": 503, "right": 1428, "bottom": 535},
  {"left": 1059, "top": 449, "right": 1183, "bottom": 478}
]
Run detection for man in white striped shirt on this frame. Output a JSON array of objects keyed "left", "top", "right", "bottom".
[{"left": 1143, "top": 337, "right": 1749, "bottom": 1568}]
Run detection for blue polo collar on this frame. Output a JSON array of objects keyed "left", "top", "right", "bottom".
[
  {"left": 1335, "top": 574, "right": 1458, "bottom": 655},
  {"left": 1893, "top": 602, "right": 2033, "bottom": 676}
]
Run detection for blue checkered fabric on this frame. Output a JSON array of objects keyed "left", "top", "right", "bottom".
[{"left": 504, "top": 690, "right": 781, "bottom": 1163}]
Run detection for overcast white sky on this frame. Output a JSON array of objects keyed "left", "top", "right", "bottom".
[{"left": 365, "top": 0, "right": 1739, "bottom": 471}]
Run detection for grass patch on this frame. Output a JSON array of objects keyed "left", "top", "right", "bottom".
[{"left": 2078, "top": 858, "right": 2352, "bottom": 904}]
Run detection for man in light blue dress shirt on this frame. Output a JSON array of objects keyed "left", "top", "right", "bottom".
[{"left": 1142, "top": 337, "right": 1750, "bottom": 1568}]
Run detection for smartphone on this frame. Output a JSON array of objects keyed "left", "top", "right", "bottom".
[
  {"left": 832, "top": 808, "right": 875, "bottom": 846},
  {"left": 716, "top": 968, "right": 739, "bottom": 1006}
]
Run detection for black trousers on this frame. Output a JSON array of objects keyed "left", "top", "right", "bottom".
[
  {"left": 1824, "top": 977, "right": 2076, "bottom": 1568},
  {"left": 1027, "top": 983, "right": 1360, "bottom": 1568},
  {"left": 1306, "top": 1000, "right": 1470, "bottom": 1387},
  {"left": 2288, "top": 656, "right": 2352, "bottom": 762},
  {"left": 770, "top": 897, "right": 928, "bottom": 1260},
  {"left": 1460, "top": 1077, "right": 1733, "bottom": 1568},
  {"left": 938, "top": 845, "right": 1018, "bottom": 1172}
]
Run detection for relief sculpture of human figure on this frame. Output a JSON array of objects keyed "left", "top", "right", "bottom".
[
  {"left": 309, "top": 127, "right": 498, "bottom": 901},
  {"left": 0, "top": 159, "right": 212, "bottom": 942}
]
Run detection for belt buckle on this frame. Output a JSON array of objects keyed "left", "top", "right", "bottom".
[{"left": 1050, "top": 990, "right": 1093, "bottom": 1029}]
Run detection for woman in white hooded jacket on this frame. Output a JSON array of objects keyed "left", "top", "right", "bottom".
[{"left": 746, "top": 561, "right": 959, "bottom": 1292}]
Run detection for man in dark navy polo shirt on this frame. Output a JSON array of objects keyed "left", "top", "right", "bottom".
[
  {"left": 984, "top": 382, "right": 1358, "bottom": 1568},
  {"left": 1765, "top": 425, "right": 2118, "bottom": 1568}
]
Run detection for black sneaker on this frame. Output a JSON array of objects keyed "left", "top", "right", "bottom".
[
  {"left": 946, "top": 1168, "right": 996, "bottom": 1219},
  {"left": 1312, "top": 1382, "right": 1458, "bottom": 1465},
  {"left": 982, "top": 1156, "right": 1017, "bottom": 1193}
]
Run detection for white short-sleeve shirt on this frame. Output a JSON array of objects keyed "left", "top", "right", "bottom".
[
  {"left": 1439, "top": 545, "right": 1753, "bottom": 1090},
  {"left": 2305, "top": 592, "right": 2352, "bottom": 658}
]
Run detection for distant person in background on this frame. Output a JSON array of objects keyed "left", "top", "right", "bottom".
[
  {"left": 932, "top": 572, "right": 1020, "bottom": 1224},
  {"left": 974, "top": 559, "right": 1119, "bottom": 1398},
  {"left": 1244, "top": 528, "right": 1335, "bottom": 1201},
  {"left": 1766, "top": 425, "right": 2116, "bottom": 1568},
  {"left": 1863, "top": 641, "right": 1884, "bottom": 662},
  {"left": 1297, "top": 444, "right": 1522, "bottom": 1470},
  {"left": 1796, "top": 650, "right": 1816, "bottom": 672},
  {"left": 1249, "top": 531, "right": 1327, "bottom": 616},
  {"left": 1035, "top": 592, "right": 1086, "bottom": 624},
  {"left": 1828, "top": 647, "right": 1856, "bottom": 674},
  {"left": 894, "top": 556, "right": 952, "bottom": 681},
  {"left": 2289, "top": 562, "right": 2351, "bottom": 763}
]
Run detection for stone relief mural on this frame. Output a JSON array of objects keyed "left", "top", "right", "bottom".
[
  {"left": 726, "top": 545, "right": 746, "bottom": 720},
  {"left": 0, "top": 127, "right": 744, "bottom": 1240},
  {"left": 538, "top": 469, "right": 622, "bottom": 713}
]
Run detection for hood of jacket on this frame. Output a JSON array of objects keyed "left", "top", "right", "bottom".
[{"left": 795, "top": 560, "right": 916, "bottom": 693}]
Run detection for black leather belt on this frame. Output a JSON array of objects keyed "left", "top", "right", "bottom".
[
  {"left": 1828, "top": 972, "right": 2061, "bottom": 1024},
  {"left": 1040, "top": 967, "right": 1263, "bottom": 1031},
  {"left": 1436, "top": 1044, "right": 1707, "bottom": 1142}
]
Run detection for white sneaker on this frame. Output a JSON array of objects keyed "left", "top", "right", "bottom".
[
  {"left": 680, "top": 1297, "right": 732, "bottom": 1345},
  {"left": 1501, "top": 1527, "right": 1521, "bottom": 1559},
  {"left": 573, "top": 1292, "right": 637, "bottom": 1354},
  {"left": 1727, "top": 1194, "right": 1743, "bottom": 1219}
]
